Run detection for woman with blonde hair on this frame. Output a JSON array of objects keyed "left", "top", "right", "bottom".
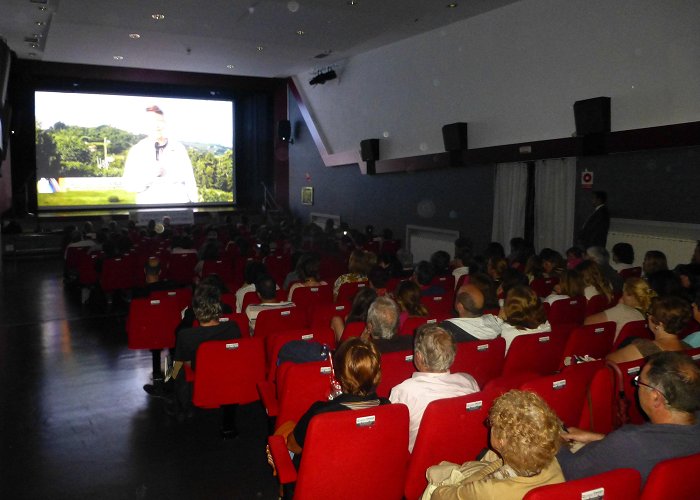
[
  {"left": 606, "top": 295, "right": 691, "bottom": 364},
  {"left": 500, "top": 285, "right": 550, "bottom": 352},
  {"left": 430, "top": 390, "right": 564, "bottom": 500},
  {"left": 333, "top": 249, "right": 372, "bottom": 300},
  {"left": 577, "top": 260, "right": 614, "bottom": 302},
  {"left": 544, "top": 269, "right": 585, "bottom": 305},
  {"left": 584, "top": 277, "right": 657, "bottom": 340}
]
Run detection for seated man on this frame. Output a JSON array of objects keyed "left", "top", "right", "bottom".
[
  {"left": 440, "top": 284, "right": 502, "bottom": 342},
  {"left": 245, "top": 274, "right": 294, "bottom": 334},
  {"left": 167, "top": 284, "right": 241, "bottom": 418},
  {"left": 360, "top": 296, "right": 413, "bottom": 353},
  {"left": 413, "top": 260, "right": 446, "bottom": 297},
  {"left": 132, "top": 257, "right": 181, "bottom": 298},
  {"left": 389, "top": 324, "right": 479, "bottom": 452},
  {"left": 558, "top": 351, "right": 700, "bottom": 484}
]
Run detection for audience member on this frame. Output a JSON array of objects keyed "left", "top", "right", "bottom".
[
  {"left": 430, "top": 390, "right": 564, "bottom": 499},
  {"left": 235, "top": 261, "right": 268, "bottom": 313},
  {"left": 585, "top": 277, "right": 656, "bottom": 340},
  {"left": 367, "top": 266, "right": 390, "bottom": 296},
  {"left": 539, "top": 248, "right": 566, "bottom": 278},
  {"left": 646, "top": 269, "right": 683, "bottom": 298},
  {"left": 245, "top": 275, "right": 294, "bottom": 334},
  {"left": 469, "top": 273, "right": 500, "bottom": 311},
  {"left": 611, "top": 242, "right": 635, "bottom": 272},
  {"left": 544, "top": 269, "right": 585, "bottom": 305},
  {"left": 287, "top": 252, "right": 327, "bottom": 300},
  {"left": 607, "top": 295, "right": 691, "bottom": 364},
  {"left": 441, "top": 284, "right": 501, "bottom": 342},
  {"left": 430, "top": 250, "right": 452, "bottom": 277},
  {"left": 500, "top": 285, "right": 551, "bottom": 352},
  {"left": 330, "top": 287, "right": 377, "bottom": 342},
  {"left": 333, "top": 249, "right": 371, "bottom": 300},
  {"left": 576, "top": 260, "right": 614, "bottom": 302},
  {"left": 643, "top": 250, "right": 668, "bottom": 276},
  {"left": 413, "top": 260, "right": 445, "bottom": 296},
  {"left": 389, "top": 324, "right": 479, "bottom": 452},
  {"left": 559, "top": 351, "right": 700, "bottom": 484},
  {"left": 394, "top": 280, "right": 429, "bottom": 330},
  {"left": 585, "top": 246, "right": 623, "bottom": 294},
  {"left": 360, "top": 296, "right": 412, "bottom": 353},
  {"left": 132, "top": 257, "right": 180, "bottom": 298},
  {"left": 566, "top": 246, "right": 584, "bottom": 270}
]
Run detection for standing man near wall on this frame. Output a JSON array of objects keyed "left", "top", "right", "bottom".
[{"left": 578, "top": 191, "right": 610, "bottom": 249}]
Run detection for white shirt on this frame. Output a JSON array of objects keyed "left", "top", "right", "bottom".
[
  {"left": 389, "top": 371, "right": 479, "bottom": 452},
  {"left": 245, "top": 301, "right": 295, "bottom": 334},
  {"left": 500, "top": 321, "right": 551, "bottom": 353},
  {"left": 443, "top": 315, "right": 502, "bottom": 340}
]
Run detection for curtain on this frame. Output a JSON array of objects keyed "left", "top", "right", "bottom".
[
  {"left": 534, "top": 157, "right": 577, "bottom": 254},
  {"left": 491, "top": 162, "right": 528, "bottom": 249}
]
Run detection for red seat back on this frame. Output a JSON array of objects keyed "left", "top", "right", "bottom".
[
  {"left": 405, "top": 391, "right": 496, "bottom": 500},
  {"left": 335, "top": 280, "right": 369, "bottom": 304},
  {"left": 77, "top": 252, "right": 100, "bottom": 285},
  {"left": 253, "top": 306, "right": 306, "bottom": 339},
  {"left": 265, "top": 328, "right": 335, "bottom": 381},
  {"left": 641, "top": 453, "right": 700, "bottom": 500},
  {"left": 399, "top": 316, "right": 432, "bottom": 336},
  {"left": 201, "top": 259, "right": 234, "bottom": 284},
  {"left": 376, "top": 349, "right": 416, "bottom": 398},
  {"left": 420, "top": 295, "right": 454, "bottom": 320},
  {"left": 524, "top": 468, "right": 641, "bottom": 500},
  {"left": 451, "top": 337, "right": 506, "bottom": 388},
  {"left": 548, "top": 297, "right": 586, "bottom": 325},
  {"left": 586, "top": 294, "right": 613, "bottom": 316},
  {"left": 275, "top": 361, "right": 332, "bottom": 430},
  {"left": 100, "top": 256, "right": 136, "bottom": 292},
  {"left": 618, "top": 267, "right": 642, "bottom": 280},
  {"left": 165, "top": 253, "right": 198, "bottom": 285},
  {"left": 531, "top": 277, "right": 559, "bottom": 298},
  {"left": 217, "top": 312, "right": 250, "bottom": 337},
  {"left": 339, "top": 321, "right": 366, "bottom": 343},
  {"left": 614, "top": 320, "right": 652, "bottom": 349},
  {"left": 309, "top": 302, "right": 349, "bottom": 331},
  {"left": 295, "top": 405, "right": 409, "bottom": 500},
  {"left": 192, "top": 337, "right": 265, "bottom": 408},
  {"left": 289, "top": 284, "right": 333, "bottom": 323},
  {"left": 502, "top": 331, "right": 567, "bottom": 377},
  {"left": 150, "top": 287, "right": 192, "bottom": 313},
  {"left": 126, "top": 296, "right": 181, "bottom": 350},
  {"left": 559, "top": 321, "right": 615, "bottom": 368}
]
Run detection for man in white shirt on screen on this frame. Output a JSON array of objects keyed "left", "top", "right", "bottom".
[{"left": 122, "top": 105, "right": 198, "bottom": 204}]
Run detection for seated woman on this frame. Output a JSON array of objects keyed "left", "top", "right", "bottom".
[
  {"left": 606, "top": 295, "right": 692, "bottom": 364},
  {"left": 430, "top": 390, "right": 564, "bottom": 499},
  {"left": 330, "top": 287, "right": 378, "bottom": 342},
  {"left": 577, "top": 260, "right": 614, "bottom": 302},
  {"left": 643, "top": 250, "right": 668, "bottom": 277},
  {"left": 585, "top": 277, "right": 657, "bottom": 341},
  {"left": 333, "top": 249, "right": 372, "bottom": 301},
  {"left": 286, "top": 337, "right": 389, "bottom": 458},
  {"left": 500, "top": 285, "right": 551, "bottom": 353},
  {"left": 539, "top": 248, "right": 566, "bottom": 278},
  {"left": 287, "top": 252, "right": 327, "bottom": 301},
  {"left": 544, "top": 269, "right": 585, "bottom": 305},
  {"left": 683, "top": 290, "right": 700, "bottom": 348},
  {"left": 394, "top": 280, "right": 429, "bottom": 330}
]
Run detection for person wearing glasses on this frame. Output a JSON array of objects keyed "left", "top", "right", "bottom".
[{"left": 557, "top": 351, "right": 700, "bottom": 484}]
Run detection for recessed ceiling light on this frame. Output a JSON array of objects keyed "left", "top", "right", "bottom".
[
  {"left": 226, "top": 64, "right": 235, "bottom": 69},
  {"left": 35, "top": 21, "right": 45, "bottom": 26},
  {"left": 347, "top": 1, "right": 358, "bottom": 5},
  {"left": 113, "top": 55, "right": 124, "bottom": 60},
  {"left": 38, "top": 6, "right": 47, "bottom": 11},
  {"left": 296, "top": 30, "right": 305, "bottom": 36},
  {"left": 129, "top": 33, "right": 141, "bottom": 39},
  {"left": 151, "top": 13, "right": 165, "bottom": 20},
  {"left": 447, "top": 2, "right": 458, "bottom": 7},
  {"left": 257, "top": 46, "right": 264, "bottom": 51},
  {"left": 30, "top": 43, "right": 39, "bottom": 48}
]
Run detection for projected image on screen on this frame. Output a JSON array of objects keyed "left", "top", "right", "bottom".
[{"left": 35, "top": 92, "right": 234, "bottom": 209}]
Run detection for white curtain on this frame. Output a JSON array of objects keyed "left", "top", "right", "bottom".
[
  {"left": 491, "top": 162, "right": 528, "bottom": 249},
  {"left": 534, "top": 157, "right": 577, "bottom": 254}
]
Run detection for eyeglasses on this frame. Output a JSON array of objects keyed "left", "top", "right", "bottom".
[{"left": 632, "top": 375, "right": 667, "bottom": 401}]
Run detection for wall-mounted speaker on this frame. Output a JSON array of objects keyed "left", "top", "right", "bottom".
[
  {"left": 360, "top": 139, "right": 379, "bottom": 162},
  {"left": 574, "top": 97, "right": 611, "bottom": 136},
  {"left": 442, "top": 122, "right": 469, "bottom": 151},
  {"left": 278, "top": 120, "right": 292, "bottom": 142}
]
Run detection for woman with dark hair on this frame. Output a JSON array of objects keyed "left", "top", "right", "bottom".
[
  {"left": 394, "top": 280, "right": 428, "bottom": 330},
  {"left": 500, "top": 285, "right": 550, "bottom": 352},
  {"left": 287, "top": 252, "right": 327, "bottom": 300},
  {"left": 330, "top": 287, "right": 378, "bottom": 342},
  {"left": 286, "top": 338, "right": 388, "bottom": 456},
  {"left": 643, "top": 250, "right": 668, "bottom": 276},
  {"left": 607, "top": 295, "right": 692, "bottom": 363}
]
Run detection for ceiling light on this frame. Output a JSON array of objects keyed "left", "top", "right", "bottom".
[
  {"left": 38, "top": 6, "right": 48, "bottom": 11},
  {"left": 226, "top": 64, "right": 235, "bottom": 69},
  {"left": 113, "top": 55, "right": 124, "bottom": 60},
  {"left": 129, "top": 33, "right": 141, "bottom": 39},
  {"left": 30, "top": 43, "right": 39, "bottom": 48},
  {"left": 257, "top": 46, "right": 264, "bottom": 51},
  {"left": 296, "top": 30, "right": 305, "bottom": 36},
  {"left": 347, "top": 1, "right": 358, "bottom": 5},
  {"left": 447, "top": 3, "right": 458, "bottom": 7},
  {"left": 35, "top": 21, "right": 45, "bottom": 26},
  {"left": 151, "top": 13, "right": 165, "bottom": 20}
]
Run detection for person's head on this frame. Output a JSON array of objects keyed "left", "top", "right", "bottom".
[
  {"left": 254, "top": 275, "right": 278, "bottom": 301},
  {"left": 488, "top": 390, "right": 561, "bottom": 476},
  {"left": 143, "top": 257, "right": 162, "bottom": 283},
  {"left": 643, "top": 250, "right": 668, "bottom": 275},
  {"left": 484, "top": 242, "right": 506, "bottom": 260},
  {"left": 504, "top": 285, "right": 547, "bottom": 329},
  {"left": 647, "top": 295, "right": 692, "bottom": 336},
  {"left": 244, "top": 260, "right": 267, "bottom": 285},
  {"left": 455, "top": 284, "right": 484, "bottom": 318},
  {"left": 366, "top": 296, "right": 400, "bottom": 340},
  {"left": 621, "top": 277, "right": 656, "bottom": 313},
  {"left": 556, "top": 269, "right": 585, "bottom": 297},
  {"left": 347, "top": 287, "right": 378, "bottom": 323},
  {"left": 585, "top": 246, "right": 610, "bottom": 266},
  {"left": 348, "top": 249, "right": 370, "bottom": 275},
  {"left": 368, "top": 265, "right": 390, "bottom": 290},
  {"left": 192, "top": 284, "right": 222, "bottom": 324},
  {"left": 413, "top": 260, "right": 435, "bottom": 286},
  {"left": 646, "top": 270, "right": 683, "bottom": 298},
  {"left": 146, "top": 105, "right": 167, "bottom": 139},
  {"left": 576, "top": 260, "right": 613, "bottom": 301},
  {"left": 641, "top": 352, "right": 700, "bottom": 420},
  {"left": 414, "top": 324, "right": 456, "bottom": 373},
  {"left": 395, "top": 280, "right": 428, "bottom": 316},
  {"left": 469, "top": 273, "right": 499, "bottom": 310},
  {"left": 612, "top": 243, "right": 635, "bottom": 265},
  {"left": 199, "top": 273, "right": 229, "bottom": 294},
  {"left": 592, "top": 191, "right": 607, "bottom": 207},
  {"left": 539, "top": 248, "right": 564, "bottom": 276},
  {"left": 297, "top": 252, "right": 321, "bottom": 281},
  {"left": 499, "top": 268, "right": 529, "bottom": 298},
  {"left": 487, "top": 257, "right": 508, "bottom": 281},
  {"left": 430, "top": 250, "right": 451, "bottom": 276},
  {"left": 524, "top": 255, "right": 544, "bottom": 279},
  {"left": 566, "top": 246, "right": 584, "bottom": 269},
  {"left": 334, "top": 337, "right": 382, "bottom": 397}
]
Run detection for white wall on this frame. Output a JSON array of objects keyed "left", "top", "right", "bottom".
[{"left": 293, "top": 0, "right": 700, "bottom": 160}]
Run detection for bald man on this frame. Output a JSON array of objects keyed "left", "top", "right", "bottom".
[{"left": 440, "top": 284, "right": 502, "bottom": 342}]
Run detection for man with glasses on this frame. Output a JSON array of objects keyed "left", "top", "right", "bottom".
[{"left": 557, "top": 351, "right": 700, "bottom": 483}]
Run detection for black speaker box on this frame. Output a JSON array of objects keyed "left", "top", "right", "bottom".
[
  {"left": 442, "top": 122, "right": 469, "bottom": 151},
  {"left": 360, "top": 139, "right": 379, "bottom": 162},
  {"left": 574, "top": 97, "right": 611, "bottom": 136},
  {"left": 277, "top": 120, "right": 291, "bottom": 142}
]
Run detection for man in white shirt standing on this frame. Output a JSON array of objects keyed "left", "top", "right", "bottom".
[{"left": 389, "top": 324, "right": 479, "bottom": 452}]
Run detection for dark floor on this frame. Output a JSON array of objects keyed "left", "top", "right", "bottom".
[{"left": 0, "top": 257, "right": 278, "bottom": 500}]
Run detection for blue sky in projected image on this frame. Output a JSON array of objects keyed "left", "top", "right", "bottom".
[{"left": 35, "top": 92, "right": 233, "bottom": 147}]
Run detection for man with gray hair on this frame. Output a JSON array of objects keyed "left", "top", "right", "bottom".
[
  {"left": 361, "top": 295, "right": 413, "bottom": 353},
  {"left": 389, "top": 324, "right": 479, "bottom": 451}
]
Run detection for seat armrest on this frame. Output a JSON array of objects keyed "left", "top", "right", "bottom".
[
  {"left": 267, "top": 435, "right": 297, "bottom": 485},
  {"left": 257, "top": 381, "right": 279, "bottom": 417}
]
